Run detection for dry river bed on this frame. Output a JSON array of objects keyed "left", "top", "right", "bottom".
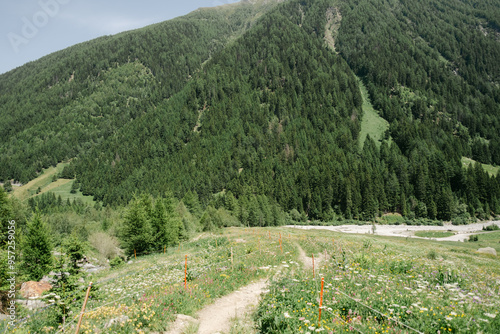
[{"left": 287, "top": 221, "right": 500, "bottom": 242}]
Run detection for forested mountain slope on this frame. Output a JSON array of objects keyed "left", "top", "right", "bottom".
[
  {"left": 0, "top": 0, "right": 277, "bottom": 182},
  {"left": 1, "top": 0, "right": 500, "bottom": 221}
]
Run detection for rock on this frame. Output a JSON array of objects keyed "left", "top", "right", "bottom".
[
  {"left": 477, "top": 247, "right": 497, "bottom": 256},
  {"left": 104, "top": 315, "right": 129, "bottom": 328},
  {"left": 163, "top": 314, "right": 199, "bottom": 334},
  {"left": 16, "top": 299, "right": 47, "bottom": 311},
  {"left": 82, "top": 263, "right": 105, "bottom": 273},
  {"left": 20, "top": 281, "right": 52, "bottom": 299}
]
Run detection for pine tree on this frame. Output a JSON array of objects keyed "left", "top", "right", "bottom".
[
  {"left": 122, "top": 195, "right": 153, "bottom": 256},
  {"left": 151, "top": 194, "right": 183, "bottom": 249},
  {"left": 22, "top": 213, "right": 53, "bottom": 280}
]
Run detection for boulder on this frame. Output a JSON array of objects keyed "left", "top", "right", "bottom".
[
  {"left": 163, "top": 314, "right": 199, "bottom": 334},
  {"left": 477, "top": 247, "right": 497, "bottom": 256},
  {"left": 16, "top": 299, "right": 47, "bottom": 311},
  {"left": 104, "top": 315, "right": 129, "bottom": 328},
  {"left": 20, "top": 281, "right": 52, "bottom": 299}
]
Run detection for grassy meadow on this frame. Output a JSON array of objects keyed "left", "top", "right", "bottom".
[
  {"left": 358, "top": 78, "right": 390, "bottom": 150},
  {"left": 4, "top": 227, "right": 499, "bottom": 333},
  {"left": 10, "top": 161, "right": 94, "bottom": 205},
  {"left": 414, "top": 231, "right": 455, "bottom": 238},
  {"left": 461, "top": 157, "right": 500, "bottom": 177}
]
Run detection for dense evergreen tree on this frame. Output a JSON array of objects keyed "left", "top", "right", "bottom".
[
  {"left": 121, "top": 195, "right": 153, "bottom": 256},
  {"left": 22, "top": 213, "right": 53, "bottom": 280}
]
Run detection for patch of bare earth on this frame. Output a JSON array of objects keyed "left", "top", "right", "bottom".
[
  {"left": 325, "top": 7, "right": 342, "bottom": 53},
  {"left": 296, "top": 244, "right": 324, "bottom": 269},
  {"left": 196, "top": 279, "right": 268, "bottom": 334},
  {"left": 159, "top": 279, "right": 267, "bottom": 334}
]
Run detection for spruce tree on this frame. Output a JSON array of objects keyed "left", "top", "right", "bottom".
[
  {"left": 122, "top": 195, "right": 153, "bottom": 256},
  {"left": 22, "top": 213, "right": 53, "bottom": 280}
]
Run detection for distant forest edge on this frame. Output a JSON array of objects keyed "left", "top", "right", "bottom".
[{"left": 1, "top": 0, "right": 500, "bottom": 221}]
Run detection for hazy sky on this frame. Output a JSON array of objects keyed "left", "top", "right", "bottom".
[{"left": 0, "top": 0, "right": 240, "bottom": 74}]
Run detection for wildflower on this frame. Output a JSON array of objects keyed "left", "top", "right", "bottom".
[{"left": 284, "top": 312, "right": 292, "bottom": 318}]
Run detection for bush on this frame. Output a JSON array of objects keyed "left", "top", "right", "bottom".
[
  {"left": 483, "top": 224, "right": 500, "bottom": 231},
  {"left": 109, "top": 256, "right": 124, "bottom": 268},
  {"left": 427, "top": 249, "right": 437, "bottom": 260},
  {"left": 89, "top": 232, "right": 122, "bottom": 259},
  {"left": 289, "top": 209, "right": 302, "bottom": 222},
  {"left": 468, "top": 234, "right": 479, "bottom": 242},
  {"left": 452, "top": 217, "right": 468, "bottom": 225}
]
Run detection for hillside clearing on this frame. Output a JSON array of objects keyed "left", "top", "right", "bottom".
[
  {"left": 358, "top": 78, "right": 390, "bottom": 149},
  {"left": 10, "top": 161, "right": 95, "bottom": 205},
  {"left": 11, "top": 162, "right": 69, "bottom": 200},
  {"left": 462, "top": 156, "right": 500, "bottom": 176}
]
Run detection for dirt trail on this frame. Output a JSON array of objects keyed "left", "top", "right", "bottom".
[
  {"left": 195, "top": 279, "right": 268, "bottom": 334},
  {"left": 296, "top": 243, "right": 324, "bottom": 269}
]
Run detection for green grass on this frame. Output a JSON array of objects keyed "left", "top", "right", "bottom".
[
  {"left": 256, "top": 229, "right": 500, "bottom": 334},
  {"left": 11, "top": 161, "right": 95, "bottom": 205},
  {"left": 414, "top": 231, "right": 455, "bottom": 238},
  {"left": 12, "top": 162, "right": 69, "bottom": 200},
  {"left": 462, "top": 157, "right": 499, "bottom": 176},
  {"left": 358, "top": 78, "right": 390, "bottom": 150},
  {"left": 376, "top": 213, "right": 405, "bottom": 224},
  {"left": 35, "top": 179, "right": 95, "bottom": 206}
]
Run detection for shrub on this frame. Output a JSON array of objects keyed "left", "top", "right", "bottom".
[
  {"left": 89, "top": 232, "right": 123, "bottom": 259},
  {"left": 109, "top": 256, "right": 124, "bottom": 268},
  {"left": 427, "top": 249, "right": 437, "bottom": 260},
  {"left": 452, "top": 217, "right": 468, "bottom": 225},
  {"left": 483, "top": 224, "right": 499, "bottom": 231},
  {"left": 468, "top": 234, "right": 479, "bottom": 242}
]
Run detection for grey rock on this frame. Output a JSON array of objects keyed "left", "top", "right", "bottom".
[
  {"left": 104, "top": 315, "right": 129, "bottom": 328},
  {"left": 477, "top": 247, "right": 497, "bottom": 256},
  {"left": 16, "top": 299, "right": 47, "bottom": 311}
]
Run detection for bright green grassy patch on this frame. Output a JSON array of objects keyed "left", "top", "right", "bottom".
[
  {"left": 376, "top": 213, "right": 405, "bottom": 224},
  {"left": 12, "top": 162, "right": 69, "bottom": 200},
  {"left": 462, "top": 157, "right": 499, "bottom": 176},
  {"left": 358, "top": 78, "right": 390, "bottom": 149},
  {"left": 35, "top": 179, "right": 95, "bottom": 206},
  {"left": 446, "top": 230, "right": 500, "bottom": 254},
  {"left": 11, "top": 161, "right": 95, "bottom": 205},
  {"left": 414, "top": 231, "right": 455, "bottom": 238}
]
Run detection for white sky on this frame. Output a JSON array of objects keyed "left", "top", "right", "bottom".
[{"left": 0, "top": 0, "right": 240, "bottom": 74}]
